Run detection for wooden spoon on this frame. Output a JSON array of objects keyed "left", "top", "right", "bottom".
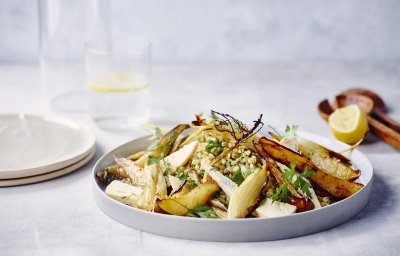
[
  {"left": 338, "top": 88, "right": 400, "bottom": 132},
  {"left": 336, "top": 94, "right": 400, "bottom": 150},
  {"left": 339, "top": 88, "right": 386, "bottom": 112}
]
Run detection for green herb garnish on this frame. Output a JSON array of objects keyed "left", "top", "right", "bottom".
[
  {"left": 147, "top": 156, "right": 161, "bottom": 165},
  {"left": 272, "top": 182, "right": 290, "bottom": 203},
  {"left": 205, "top": 139, "right": 223, "bottom": 155},
  {"left": 272, "top": 163, "right": 315, "bottom": 202},
  {"left": 232, "top": 169, "right": 244, "bottom": 186},
  {"left": 187, "top": 205, "right": 218, "bottom": 219},
  {"left": 178, "top": 173, "right": 188, "bottom": 181},
  {"left": 187, "top": 178, "right": 196, "bottom": 186},
  {"left": 285, "top": 125, "right": 299, "bottom": 137}
]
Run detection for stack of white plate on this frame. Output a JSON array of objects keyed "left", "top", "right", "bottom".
[{"left": 0, "top": 114, "right": 96, "bottom": 186}]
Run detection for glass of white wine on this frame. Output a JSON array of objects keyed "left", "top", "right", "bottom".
[{"left": 85, "top": 37, "right": 151, "bottom": 130}]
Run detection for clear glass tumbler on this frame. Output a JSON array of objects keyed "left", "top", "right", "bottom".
[
  {"left": 85, "top": 37, "right": 152, "bottom": 130},
  {"left": 39, "top": 0, "right": 110, "bottom": 112}
]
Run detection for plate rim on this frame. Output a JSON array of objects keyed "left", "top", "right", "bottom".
[
  {"left": 0, "top": 113, "right": 96, "bottom": 178},
  {"left": 0, "top": 147, "right": 95, "bottom": 187}
]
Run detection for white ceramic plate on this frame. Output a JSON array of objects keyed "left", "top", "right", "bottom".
[
  {"left": 0, "top": 148, "right": 95, "bottom": 187},
  {"left": 92, "top": 132, "right": 373, "bottom": 242},
  {"left": 0, "top": 114, "right": 96, "bottom": 179}
]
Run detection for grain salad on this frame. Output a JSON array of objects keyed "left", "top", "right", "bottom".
[{"left": 97, "top": 111, "right": 364, "bottom": 219}]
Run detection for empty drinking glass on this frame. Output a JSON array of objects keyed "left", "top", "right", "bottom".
[{"left": 85, "top": 37, "right": 152, "bottom": 130}]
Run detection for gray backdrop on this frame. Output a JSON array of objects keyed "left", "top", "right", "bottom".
[{"left": 1, "top": 0, "right": 400, "bottom": 63}]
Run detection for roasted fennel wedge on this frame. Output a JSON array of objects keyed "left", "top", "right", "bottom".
[
  {"left": 297, "top": 138, "right": 361, "bottom": 181},
  {"left": 227, "top": 164, "right": 268, "bottom": 219}
]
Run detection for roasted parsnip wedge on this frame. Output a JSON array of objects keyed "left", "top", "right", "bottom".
[
  {"left": 297, "top": 138, "right": 361, "bottom": 181},
  {"left": 158, "top": 182, "right": 219, "bottom": 216},
  {"left": 227, "top": 164, "right": 268, "bottom": 219},
  {"left": 255, "top": 137, "right": 363, "bottom": 198}
]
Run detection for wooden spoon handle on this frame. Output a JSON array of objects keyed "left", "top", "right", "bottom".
[
  {"left": 367, "top": 115, "right": 400, "bottom": 150},
  {"left": 372, "top": 110, "right": 400, "bottom": 133},
  {"left": 318, "top": 99, "right": 334, "bottom": 121}
]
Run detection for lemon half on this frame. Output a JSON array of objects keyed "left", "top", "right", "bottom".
[{"left": 328, "top": 104, "right": 369, "bottom": 144}]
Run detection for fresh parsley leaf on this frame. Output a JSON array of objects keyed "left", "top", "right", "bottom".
[
  {"left": 147, "top": 156, "right": 161, "bottom": 165},
  {"left": 232, "top": 168, "right": 244, "bottom": 186},
  {"left": 198, "top": 169, "right": 205, "bottom": 176},
  {"left": 187, "top": 204, "right": 218, "bottom": 219},
  {"left": 285, "top": 125, "right": 299, "bottom": 137},
  {"left": 282, "top": 169, "right": 296, "bottom": 183},
  {"left": 187, "top": 178, "right": 196, "bottom": 186},
  {"left": 272, "top": 182, "right": 290, "bottom": 203},
  {"left": 293, "top": 176, "right": 313, "bottom": 198},
  {"left": 154, "top": 127, "right": 163, "bottom": 139},
  {"left": 301, "top": 167, "right": 316, "bottom": 178},
  {"left": 178, "top": 173, "right": 188, "bottom": 181},
  {"left": 205, "top": 140, "right": 223, "bottom": 155},
  {"left": 280, "top": 163, "right": 316, "bottom": 199}
]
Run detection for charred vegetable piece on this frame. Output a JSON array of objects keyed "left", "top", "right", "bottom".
[
  {"left": 227, "top": 164, "right": 268, "bottom": 219},
  {"left": 297, "top": 138, "right": 361, "bottom": 181},
  {"left": 255, "top": 137, "right": 364, "bottom": 198},
  {"left": 266, "top": 161, "right": 315, "bottom": 212},
  {"left": 114, "top": 157, "right": 146, "bottom": 187},
  {"left": 158, "top": 182, "right": 219, "bottom": 216},
  {"left": 136, "top": 124, "right": 190, "bottom": 168}
]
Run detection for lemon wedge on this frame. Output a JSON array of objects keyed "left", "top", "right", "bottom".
[
  {"left": 88, "top": 72, "right": 149, "bottom": 93},
  {"left": 328, "top": 104, "right": 369, "bottom": 144}
]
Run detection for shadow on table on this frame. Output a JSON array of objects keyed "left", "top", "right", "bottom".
[
  {"left": 358, "top": 133, "right": 398, "bottom": 154},
  {"left": 280, "top": 171, "right": 395, "bottom": 244}
]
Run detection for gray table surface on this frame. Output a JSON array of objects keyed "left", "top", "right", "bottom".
[{"left": 0, "top": 62, "right": 399, "bottom": 256}]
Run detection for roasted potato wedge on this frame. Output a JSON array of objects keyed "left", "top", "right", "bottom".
[
  {"left": 255, "top": 137, "right": 363, "bottom": 198},
  {"left": 158, "top": 182, "right": 219, "bottom": 216}
]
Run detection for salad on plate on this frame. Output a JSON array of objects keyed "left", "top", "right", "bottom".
[{"left": 96, "top": 111, "right": 364, "bottom": 219}]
